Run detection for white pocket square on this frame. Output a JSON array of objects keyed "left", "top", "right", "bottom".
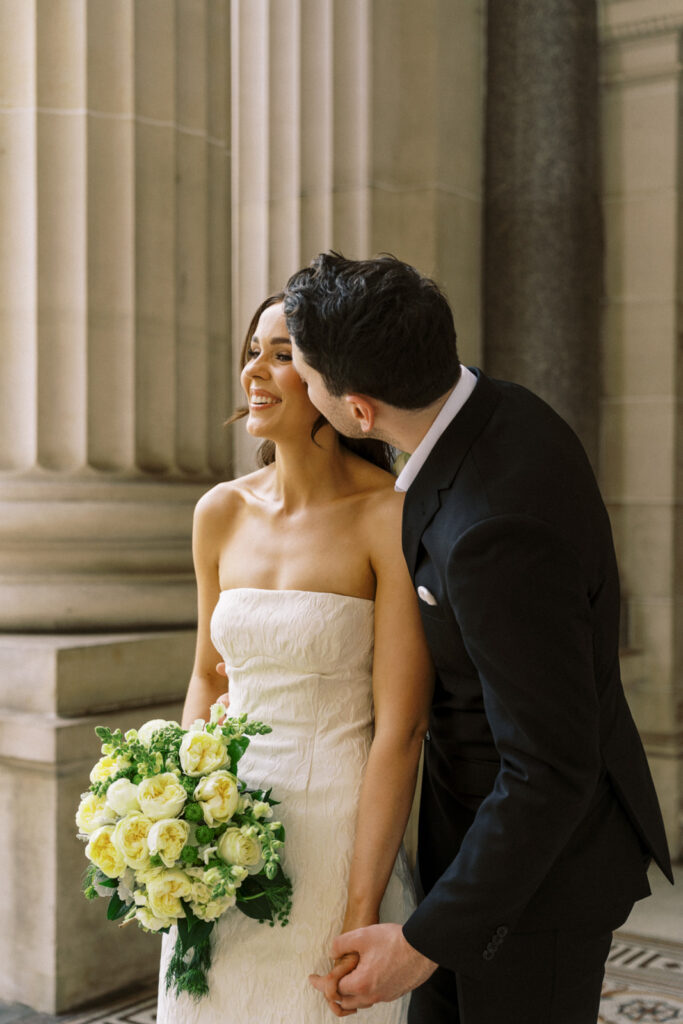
[{"left": 417, "top": 585, "right": 438, "bottom": 606}]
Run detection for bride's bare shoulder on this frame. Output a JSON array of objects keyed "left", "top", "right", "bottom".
[
  {"left": 193, "top": 468, "right": 272, "bottom": 528},
  {"left": 347, "top": 457, "right": 404, "bottom": 532}
]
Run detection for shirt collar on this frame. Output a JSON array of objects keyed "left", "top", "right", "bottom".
[{"left": 394, "top": 366, "right": 478, "bottom": 492}]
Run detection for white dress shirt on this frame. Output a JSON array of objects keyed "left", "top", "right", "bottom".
[{"left": 394, "top": 366, "right": 478, "bottom": 492}]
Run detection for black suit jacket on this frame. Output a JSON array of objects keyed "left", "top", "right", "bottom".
[{"left": 401, "top": 370, "right": 672, "bottom": 981}]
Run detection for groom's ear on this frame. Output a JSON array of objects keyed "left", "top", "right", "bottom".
[{"left": 344, "top": 394, "right": 376, "bottom": 434}]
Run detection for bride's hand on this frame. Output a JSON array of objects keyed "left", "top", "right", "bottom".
[
  {"left": 310, "top": 952, "right": 360, "bottom": 1017},
  {"left": 214, "top": 670, "right": 229, "bottom": 723}
]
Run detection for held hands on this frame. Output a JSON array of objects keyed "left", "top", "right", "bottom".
[
  {"left": 310, "top": 953, "right": 361, "bottom": 1018},
  {"left": 310, "top": 924, "right": 438, "bottom": 1015}
]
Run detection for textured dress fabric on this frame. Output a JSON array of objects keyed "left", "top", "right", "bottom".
[{"left": 157, "top": 588, "right": 415, "bottom": 1024}]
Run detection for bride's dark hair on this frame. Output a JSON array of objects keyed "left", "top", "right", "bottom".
[{"left": 226, "top": 293, "right": 395, "bottom": 472}]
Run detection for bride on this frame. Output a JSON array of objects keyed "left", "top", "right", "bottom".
[{"left": 156, "top": 294, "right": 433, "bottom": 1023}]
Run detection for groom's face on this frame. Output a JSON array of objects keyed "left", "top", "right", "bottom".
[{"left": 291, "top": 341, "right": 365, "bottom": 439}]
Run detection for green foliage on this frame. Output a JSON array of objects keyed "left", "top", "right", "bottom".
[
  {"left": 106, "top": 892, "right": 129, "bottom": 921},
  {"left": 236, "top": 866, "right": 292, "bottom": 926},
  {"left": 184, "top": 801, "right": 203, "bottom": 822}
]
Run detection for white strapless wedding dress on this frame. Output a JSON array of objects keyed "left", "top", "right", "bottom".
[{"left": 157, "top": 588, "right": 415, "bottom": 1024}]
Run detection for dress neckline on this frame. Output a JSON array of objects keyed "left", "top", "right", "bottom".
[{"left": 219, "top": 586, "right": 374, "bottom": 604}]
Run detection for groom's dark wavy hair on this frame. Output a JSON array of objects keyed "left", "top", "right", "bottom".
[{"left": 283, "top": 252, "right": 460, "bottom": 409}]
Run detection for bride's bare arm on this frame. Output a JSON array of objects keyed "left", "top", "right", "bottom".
[
  {"left": 181, "top": 488, "right": 231, "bottom": 728},
  {"left": 341, "top": 491, "right": 433, "bottom": 933}
]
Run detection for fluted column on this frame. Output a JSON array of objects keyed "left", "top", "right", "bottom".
[
  {"left": 0, "top": 0, "right": 231, "bottom": 632},
  {"left": 0, "top": 3, "right": 231, "bottom": 1012}
]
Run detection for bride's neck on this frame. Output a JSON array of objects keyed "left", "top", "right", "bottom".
[{"left": 269, "top": 429, "right": 349, "bottom": 512}]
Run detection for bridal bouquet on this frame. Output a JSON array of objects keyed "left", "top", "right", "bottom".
[{"left": 76, "top": 704, "right": 292, "bottom": 1000}]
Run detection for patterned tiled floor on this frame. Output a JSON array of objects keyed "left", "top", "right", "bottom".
[
  {"left": 599, "top": 935, "right": 683, "bottom": 1023},
  {"left": 1, "top": 935, "right": 681, "bottom": 1023}
]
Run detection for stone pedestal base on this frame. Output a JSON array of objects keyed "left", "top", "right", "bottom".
[{"left": 0, "top": 630, "right": 195, "bottom": 1013}]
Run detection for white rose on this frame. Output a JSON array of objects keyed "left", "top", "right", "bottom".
[
  {"left": 137, "top": 773, "right": 187, "bottom": 820},
  {"left": 179, "top": 731, "right": 229, "bottom": 777},
  {"left": 217, "top": 828, "right": 264, "bottom": 875},
  {"left": 194, "top": 771, "right": 239, "bottom": 826},
  {"left": 85, "top": 825, "right": 127, "bottom": 878},
  {"left": 76, "top": 792, "right": 117, "bottom": 834},
  {"left": 146, "top": 869, "right": 192, "bottom": 920},
  {"left": 135, "top": 905, "right": 173, "bottom": 931},
  {"left": 89, "top": 754, "right": 131, "bottom": 785},
  {"left": 112, "top": 812, "right": 154, "bottom": 870},
  {"left": 137, "top": 719, "right": 177, "bottom": 746},
  {"left": 105, "top": 778, "right": 141, "bottom": 817},
  {"left": 147, "top": 818, "right": 190, "bottom": 868}
]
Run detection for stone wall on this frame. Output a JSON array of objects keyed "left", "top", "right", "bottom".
[{"left": 598, "top": 0, "right": 683, "bottom": 860}]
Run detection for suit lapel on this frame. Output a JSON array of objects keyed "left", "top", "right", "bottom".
[{"left": 402, "top": 370, "right": 501, "bottom": 577}]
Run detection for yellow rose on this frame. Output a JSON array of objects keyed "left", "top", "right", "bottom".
[
  {"left": 146, "top": 869, "right": 192, "bottom": 920},
  {"left": 112, "top": 812, "right": 153, "bottom": 869},
  {"left": 135, "top": 905, "right": 173, "bottom": 931},
  {"left": 194, "top": 771, "right": 239, "bottom": 826},
  {"left": 90, "top": 754, "right": 131, "bottom": 785},
  {"left": 217, "top": 828, "right": 264, "bottom": 874},
  {"left": 137, "top": 773, "right": 187, "bottom": 821},
  {"left": 85, "top": 825, "right": 126, "bottom": 878},
  {"left": 147, "top": 818, "right": 190, "bottom": 868},
  {"left": 76, "top": 792, "right": 116, "bottom": 834},
  {"left": 179, "top": 731, "right": 229, "bottom": 777}
]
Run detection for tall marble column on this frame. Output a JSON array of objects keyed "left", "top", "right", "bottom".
[
  {"left": 483, "top": 0, "right": 602, "bottom": 466},
  {"left": 0, "top": 0, "right": 230, "bottom": 1010}
]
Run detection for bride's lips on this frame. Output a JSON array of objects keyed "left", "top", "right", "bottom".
[{"left": 248, "top": 389, "right": 281, "bottom": 409}]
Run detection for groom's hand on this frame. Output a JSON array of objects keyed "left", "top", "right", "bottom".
[
  {"left": 310, "top": 953, "right": 360, "bottom": 1017},
  {"left": 313, "top": 923, "right": 438, "bottom": 1012}
]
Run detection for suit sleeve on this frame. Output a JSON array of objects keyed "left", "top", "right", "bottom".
[{"left": 402, "top": 513, "right": 602, "bottom": 978}]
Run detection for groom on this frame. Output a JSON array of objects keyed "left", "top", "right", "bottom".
[{"left": 283, "top": 253, "right": 672, "bottom": 1023}]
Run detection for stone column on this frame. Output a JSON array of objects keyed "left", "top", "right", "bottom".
[
  {"left": 0, "top": 0, "right": 230, "bottom": 1011},
  {"left": 483, "top": 0, "right": 602, "bottom": 465}
]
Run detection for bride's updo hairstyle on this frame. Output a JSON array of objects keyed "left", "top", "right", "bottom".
[{"left": 227, "top": 293, "right": 395, "bottom": 471}]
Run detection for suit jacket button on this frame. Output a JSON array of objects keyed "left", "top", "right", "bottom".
[{"left": 496, "top": 926, "right": 508, "bottom": 938}]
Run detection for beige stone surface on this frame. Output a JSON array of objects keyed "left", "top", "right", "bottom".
[
  {"left": 600, "top": 397, "right": 676, "bottom": 502},
  {"left": 0, "top": 632, "right": 192, "bottom": 1011},
  {"left": 599, "top": 1, "right": 681, "bottom": 859}
]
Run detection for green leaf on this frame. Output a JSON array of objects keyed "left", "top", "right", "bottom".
[
  {"left": 227, "top": 735, "right": 250, "bottom": 768},
  {"left": 98, "top": 876, "right": 119, "bottom": 889},
  {"left": 106, "top": 892, "right": 129, "bottom": 921},
  {"left": 176, "top": 904, "right": 214, "bottom": 954}
]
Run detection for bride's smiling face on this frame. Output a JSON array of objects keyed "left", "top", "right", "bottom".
[{"left": 240, "top": 302, "right": 321, "bottom": 441}]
